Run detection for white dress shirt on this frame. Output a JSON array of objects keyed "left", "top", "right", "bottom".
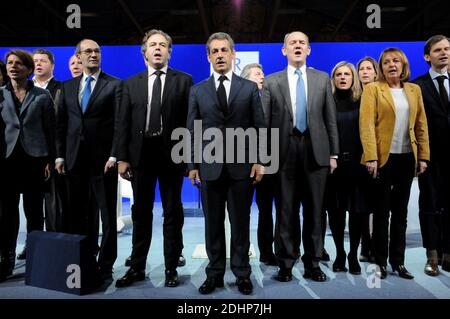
[
  {"left": 390, "top": 88, "right": 412, "bottom": 154},
  {"left": 32, "top": 76, "right": 53, "bottom": 90},
  {"left": 429, "top": 68, "right": 449, "bottom": 100}
]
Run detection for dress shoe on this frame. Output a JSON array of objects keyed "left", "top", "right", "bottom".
[
  {"left": 391, "top": 264, "right": 414, "bottom": 280},
  {"left": 124, "top": 256, "right": 132, "bottom": 267},
  {"left": 442, "top": 254, "right": 450, "bottom": 272},
  {"left": 165, "top": 269, "right": 180, "bottom": 287},
  {"left": 321, "top": 249, "right": 330, "bottom": 262},
  {"left": 303, "top": 267, "right": 327, "bottom": 282},
  {"left": 272, "top": 268, "right": 292, "bottom": 282},
  {"left": 0, "top": 253, "right": 15, "bottom": 283},
  {"left": 236, "top": 277, "right": 253, "bottom": 295},
  {"left": 424, "top": 261, "right": 439, "bottom": 277},
  {"left": 260, "top": 254, "right": 277, "bottom": 266},
  {"left": 198, "top": 277, "right": 224, "bottom": 295},
  {"left": 332, "top": 253, "right": 348, "bottom": 272},
  {"left": 115, "top": 268, "right": 146, "bottom": 288},
  {"left": 348, "top": 255, "right": 361, "bottom": 275},
  {"left": 375, "top": 265, "right": 387, "bottom": 279},
  {"left": 17, "top": 247, "right": 26, "bottom": 260},
  {"left": 178, "top": 254, "right": 186, "bottom": 267}
]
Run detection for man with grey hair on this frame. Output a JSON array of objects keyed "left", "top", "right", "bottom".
[
  {"left": 187, "top": 32, "right": 265, "bottom": 295},
  {"left": 262, "top": 31, "right": 339, "bottom": 282},
  {"left": 115, "top": 30, "right": 193, "bottom": 288}
]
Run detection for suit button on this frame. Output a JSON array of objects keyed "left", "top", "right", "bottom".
[{"left": 139, "top": 130, "right": 143, "bottom": 134}]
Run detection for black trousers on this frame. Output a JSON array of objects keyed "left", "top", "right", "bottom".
[
  {"left": 255, "top": 174, "right": 275, "bottom": 260},
  {"left": 66, "top": 142, "right": 118, "bottom": 272},
  {"left": 43, "top": 171, "right": 69, "bottom": 232},
  {"left": 201, "top": 166, "right": 253, "bottom": 279},
  {"left": 418, "top": 154, "right": 450, "bottom": 254},
  {"left": 0, "top": 143, "right": 46, "bottom": 255},
  {"left": 275, "top": 133, "right": 328, "bottom": 270},
  {"left": 129, "top": 137, "right": 184, "bottom": 271},
  {"left": 372, "top": 153, "right": 415, "bottom": 267}
]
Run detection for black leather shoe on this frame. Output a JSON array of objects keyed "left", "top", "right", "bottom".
[
  {"left": 303, "top": 267, "right": 327, "bottom": 282},
  {"left": 178, "top": 255, "right": 186, "bottom": 267},
  {"left": 392, "top": 264, "right": 414, "bottom": 280},
  {"left": 375, "top": 265, "right": 387, "bottom": 279},
  {"left": 124, "top": 256, "right": 132, "bottom": 267},
  {"left": 321, "top": 249, "right": 330, "bottom": 262},
  {"left": 272, "top": 268, "right": 292, "bottom": 282},
  {"left": 0, "top": 253, "right": 15, "bottom": 283},
  {"left": 332, "top": 254, "right": 348, "bottom": 272},
  {"left": 165, "top": 269, "right": 180, "bottom": 287},
  {"left": 198, "top": 277, "right": 224, "bottom": 295},
  {"left": 348, "top": 255, "right": 361, "bottom": 275},
  {"left": 260, "top": 254, "right": 277, "bottom": 266},
  {"left": 17, "top": 247, "right": 26, "bottom": 260},
  {"left": 115, "top": 268, "right": 146, "bottom": 288},
  {"left": 442, "top": 254, "right": 450, "bottom": 272},
  {"left": 236, "top": 277, "right": 253, "bottom": 295}
]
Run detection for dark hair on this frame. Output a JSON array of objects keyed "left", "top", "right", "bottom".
[
  {"left": 206, "top": 32, "right": 235, "bottom": 54},
  {"left": 5, "top": 49, "right": 34, "bottom": 77},
  {"left": 32, "top": 48, "right": 55, "bottom": 65},
  {"left": 141, "top": 29, "right": 173, "bottom": 55},
  {"left": 0, "top": 59, "right": 8, "bottom": 85},
  {"left": 424, "top": 35, "right": 450, "bottom": 55}
]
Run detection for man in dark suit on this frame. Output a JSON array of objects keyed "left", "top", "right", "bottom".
[
  {"left": 188, "top": 32, "right": 265, "bottom": 295},
  {"left": 56, "top": 39, "right": 122, "bottom": 281},
  {"left": 262, "top": 31, "right": 339, "bottom": 282},
  {"left": 115, "top": 29, "right": 193, "bottom": 288},
  {"left": 414, "top": 35, "right": 450, "bottom": 276}
]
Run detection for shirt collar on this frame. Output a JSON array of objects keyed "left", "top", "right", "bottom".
[
  {"left": 213, "top": 69, "right": 233, "bottom": 83},
  {"left": 32, "top": 75, "right": 53, "bottom": 86},
  {"left": 288, "top": 64, "right": 307, "bottom": 76},
  {"left": 429, "top": 68, "right": 448, "bottom": 80},
  {"left": 148, "top": 65, "right": 168, "bottom": 77},
  {"left": 82, "top": 69, "right": 101, "bottom": 83}
]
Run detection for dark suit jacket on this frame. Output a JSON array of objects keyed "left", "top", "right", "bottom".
[
  {"left": 187, "top": 73, "right": 265, "bottom": 181},
  {"left": 56, "top": 71, "right": 122, "bottom": 171},
  {"left": 413, "top": 72, "right": 450, "bottom": 159},
  {"left": 262, "top": 67, "right": 339, "bottom": 169},
  {"left": 0, "top": 83, "right": 55, "bottom": 160},
  {"left": 46, "top": 77, "right": 62, "bottom": 100},
  {"left": 116, "top": 68, "right": 193, "bottom": 170}
]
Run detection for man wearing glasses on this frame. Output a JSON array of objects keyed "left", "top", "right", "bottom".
[{"left": 56, "top": 39, "right": 122, "bottom": 283}]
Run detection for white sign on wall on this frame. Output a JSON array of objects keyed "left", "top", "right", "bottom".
[{"left": 210, "top": 51, "right": 260, "bottom": 76}]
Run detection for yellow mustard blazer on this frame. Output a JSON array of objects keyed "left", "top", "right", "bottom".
[{"left": 359, "top": 81, "right": 430, "bottom": 168}]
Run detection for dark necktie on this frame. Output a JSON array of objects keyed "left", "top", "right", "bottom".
[
  {"left": 217, "top": 75, "right": 228, "bottom": 115},
  {"left": 436, "top": 75, "right": 449, "bottom": 112},
  {"left": 148, "top": 70, "right": 163, "bottom": 135}
]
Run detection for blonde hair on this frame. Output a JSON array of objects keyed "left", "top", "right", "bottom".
[
  {"left": 330, "top": 61, "right": 362, "bottom": 102},
  {"left": 378, "top": 48, "right": 410, "bottom": 82}
]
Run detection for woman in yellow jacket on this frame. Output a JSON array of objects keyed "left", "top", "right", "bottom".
[{"left": 360, "top": 48, "right": 430, "bottom": 280}]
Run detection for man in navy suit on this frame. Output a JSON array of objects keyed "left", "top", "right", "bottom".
[
  {"left": 187, "top": 32, "right": 265, "bottom": 295},
  {"left": 414, "top": 35, "right": 450, "bottom": 276},
  {"left": 56, "top": 39, "right": 122, "bottom": 281}
]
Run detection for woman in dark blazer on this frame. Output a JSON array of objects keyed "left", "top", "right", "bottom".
[
  {"left": 0, "top": 50, "right": 55, "bottom": 282},
  {"left": 360, "top": 48, "right": 430, "bottom": 280}
]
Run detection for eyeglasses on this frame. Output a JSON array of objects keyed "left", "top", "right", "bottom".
[{"left": 81, "top": 48, "right": 101, "bottom": 55}]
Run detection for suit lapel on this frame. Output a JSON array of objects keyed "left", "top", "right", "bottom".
[
  {"left": 228, "top": 73, "right": 243, "bottom": 110},
  {"left": 306, "top": 68, "right": 314, "bottom": 115},
  {"left": 205, "top": 75, "right": 221, "bottom": 111},
  {"left": 85, "top": 71, "right": 107, "bottom": 113},
  {"left": 379, "top": 81, "right": 396, "bottom": 114},
  {"left": 276, "top": 68, "right": 293, "bottom": 121},
  {"left": 403, "top": 83, "right": 417, "bottom": 127},
  {"left": 162, "top": 68, "right": 175, "bottom": 109},
  {"left": 424, "top": 73, "right": 448, "bottom": 113},
  {"left": 137, "top": 70, "right": 149, "bottom": 113},
  {"left": 20, "top": 88, "right": 36, "bottom": 116},
  {"left": 3, "top": 90, "right": 20, "bottom": 124}
]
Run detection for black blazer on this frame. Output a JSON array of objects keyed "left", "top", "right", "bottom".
[
  {"left": 56, "top": 71, "right": 122, "bottom": 171},
  {"left": 413, "top": 72, "right": 450, "bottom": 159},
  {"left": 187, "top": 73, "right": 265, "bottom": 181},
  {"left": 46, "top": 77, "right": 62, "bottom": 100},
  {"left": 116, "top": 68, "right": 193, "bottom": 169}
]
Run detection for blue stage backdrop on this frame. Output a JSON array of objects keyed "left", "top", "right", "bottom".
[{"left": 0, "top": 41, "right": 429, "bottom": 202}]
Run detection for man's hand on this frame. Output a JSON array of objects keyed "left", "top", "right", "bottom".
[
  {"left": 118, "top": 162, "right": 133, "bottom": 181},
  {"left": 250, "top": 164, "right": 264, "bottom": 185},
  {"left": 417, "top": 160, "right": 427, "bottom": 176},
  {"left": 189, "top": 169, "right": 201, "bottom": 188},
  {"left": 330, "top": 158, "right": 337, "bottom": 174},
  {"left": 44, "top": 163, "right": 52, "bottom": 181},
  {"left": 366, "top": 160, "right": 378, "bottom": 179},
  {"left": 104, "top": 159, "right": 117, "bottom": 174},
  {"left": 55, "top": 161, "right": 65, "bottom": 175}
]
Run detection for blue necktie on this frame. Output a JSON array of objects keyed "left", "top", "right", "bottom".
[
  {"left": 81, "top": 76, "right": 93, "bottom": 113},
  {"left": 295, "top": 68, "right": 307, "bottom": 132}
]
